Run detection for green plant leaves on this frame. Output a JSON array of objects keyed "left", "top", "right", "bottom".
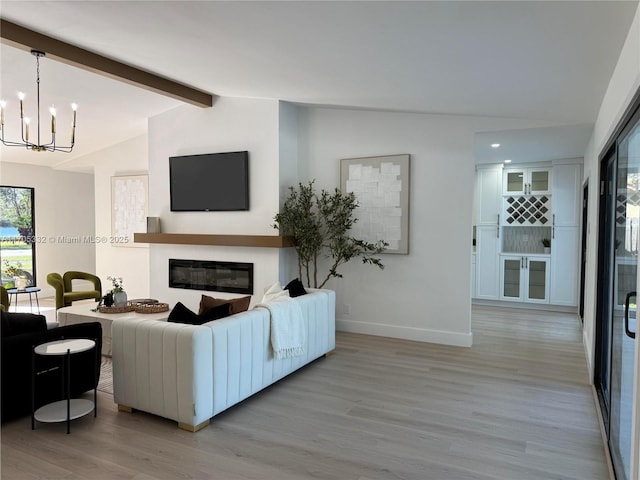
[{"left": 273, "top": 181, "right": 388, "bottom": 288}]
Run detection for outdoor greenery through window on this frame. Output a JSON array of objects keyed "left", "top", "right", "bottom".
[{"left": 0, "top": 186, "right": 36, "bottom": 288}]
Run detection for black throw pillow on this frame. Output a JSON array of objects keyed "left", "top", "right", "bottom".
[
  {"left": 168, "top": 301, "right": 231, "bottom": 325},
  {"left": 167, "top": 302, "right": 201, "bottom": 325},
  {"left": 284, "top": 278, "right": 307, "bottom": 298}
]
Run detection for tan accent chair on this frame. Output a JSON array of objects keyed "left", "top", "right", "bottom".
[
  {"left": 47, "top": 271, "right": 102, "bottom": 310},
  {"left": 0, "top": 286, "right": 8, "bottom": 312}
]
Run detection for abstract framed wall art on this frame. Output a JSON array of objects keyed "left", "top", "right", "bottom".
[
  {"left": 111, "top": 175, "right": 148, "bottom": 248},
  {"left": 340, "top": 154, "right": 410, "bottom": 254}
]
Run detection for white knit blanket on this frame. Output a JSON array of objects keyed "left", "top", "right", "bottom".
[{"left": 256, "top": 296, "right": 305, "bottom": 359}]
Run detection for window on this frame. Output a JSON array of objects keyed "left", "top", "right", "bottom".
[{"left": 0, "top": 186, "right": 36, "bottom": 288}]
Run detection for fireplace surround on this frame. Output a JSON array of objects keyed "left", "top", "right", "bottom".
[{"left": 169, "top": 259, "right": 253, "bottom": 294}]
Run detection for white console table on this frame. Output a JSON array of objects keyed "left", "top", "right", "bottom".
[{"left": 57, "top": 304, "right": 170, "bottom": 357}]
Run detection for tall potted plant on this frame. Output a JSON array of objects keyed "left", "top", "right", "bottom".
[{"left": 274, "top": 181, "right": 387, "bottom": 288}]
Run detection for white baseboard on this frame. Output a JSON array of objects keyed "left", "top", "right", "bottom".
[
  {"left": 583, "top": 328, "right": 594, "bottom": 383},
  {"left": 336, "top": 318, "right": 473, "bottom": 347}
]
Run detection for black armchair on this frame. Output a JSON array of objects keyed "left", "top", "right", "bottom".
[{"left": 1, "top": 310, "right": 102, "bottom": 423}]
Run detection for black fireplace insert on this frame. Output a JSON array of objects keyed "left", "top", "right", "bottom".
[{"left": 169, "top": 259, "right": 253, "bottom": 294}]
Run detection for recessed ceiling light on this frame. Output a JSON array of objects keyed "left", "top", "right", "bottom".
[
  {"left": 504, "top": 159, "right": 512, "bottom": 164},
  {"left": 491, "top": 143, "right": 500, "bottom": 148}
]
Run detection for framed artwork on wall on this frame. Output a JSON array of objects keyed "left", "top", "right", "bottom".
[
  {"left": 111, "top": 175, "right": 148, "bottom": 248},
  {"left": 340, "top": 154, "right": 410, "bottom": 254}
]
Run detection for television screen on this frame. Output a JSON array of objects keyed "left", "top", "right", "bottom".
[{"left": 169, "top": 151, "right": 249, "bottom": 211}]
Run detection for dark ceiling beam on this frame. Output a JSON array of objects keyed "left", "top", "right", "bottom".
[{"left": 0, "top": 19, "right": 214, "bottom": 108}]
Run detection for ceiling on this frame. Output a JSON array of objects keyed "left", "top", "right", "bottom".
[{"left": 0, "top": 1, "right": 637, "bottom": 170}]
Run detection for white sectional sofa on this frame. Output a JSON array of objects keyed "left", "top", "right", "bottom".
[{"left": 111, "top": 289, "right": 335, "bottom": 431}]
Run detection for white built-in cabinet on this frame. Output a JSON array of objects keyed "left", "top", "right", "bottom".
[
  {"left": 549, "top": 227, "right": 580, "bottom": 305},
  {"left": 549, "top": 163, "right": 582, "bottom": 306},
  {"left": 477, "top": 166, "right": 503, "bottom": 224},
  {"left": 503, "top": 167, "right": 551, "bottom": 195},
  {"left": 500, "top": 255, "right": 550, "bottom": 303},
  {"left": 551, "top": 163, "right": 581, "bottom": 226},
  {"left": 474, "top": 160, "right": 582, "bottom": 308},
  {"left": 476, "top": 226, "right": 500, "bottom": 299},
  {"left": 475, "top": 166, "right": 502, "bottom": 300}
]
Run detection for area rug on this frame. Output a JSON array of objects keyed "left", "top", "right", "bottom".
[{"left": 98, "top": 356, "right": 113, "bottom": 395}]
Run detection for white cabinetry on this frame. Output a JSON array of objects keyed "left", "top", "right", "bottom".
[
  {"left": 475, "top": 165, "right": 502, "bottom": 300},
  {"left": 476, "top": 226, "right": 500, "bottom": 300},
  {"left": 552, "top": 163, "right": 581, "bottom": 226},
  {"left": 503, "top": 167, "right": 551, "bottom": 195},
  {"left": 549, "top": 161, "right": 582, "bottom": 306},
  {"left": 500, "top": 255, "right": 550, "bottom": 304},
  {"left": 474, "top": 161, "right": 582, "bottom": 308},
  {"left": 477, "top": 166, "right": 503, "bottom": 224},
  {"left": 549, "top": 227, "right": 580, "bottom": 306}
]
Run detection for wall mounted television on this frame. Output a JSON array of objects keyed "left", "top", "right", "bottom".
[{"left": 169, "top": 151, "right": 249, "bottom": 211}]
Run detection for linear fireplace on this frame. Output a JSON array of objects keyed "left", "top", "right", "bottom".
[{"left": 169, "top": 259, "right": 254, "bottom": 294}]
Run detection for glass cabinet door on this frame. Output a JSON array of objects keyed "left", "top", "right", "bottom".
[
  {"left": 505, "top": 171, "right": 525, "bottom": 193},
  {"left": 502, "top": 258, "right": 522, "bottom": 299},
  {"left": 527, "top": 259, "right": 548, "bottom": 302},
  {"left": 503, "top": 168, "right": 550, "bottom": 195},
  {"left": 530, "top": 170, "right": 549, "bottom": 193}
]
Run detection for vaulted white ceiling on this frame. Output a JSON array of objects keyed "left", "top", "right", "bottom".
[{"left": 1, "top": 1, "right": 637, "bottom": 168}]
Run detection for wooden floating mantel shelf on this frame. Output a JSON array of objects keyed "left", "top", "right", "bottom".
[{"left": 133, "top": 233, "right": 295, "bottom": 248}]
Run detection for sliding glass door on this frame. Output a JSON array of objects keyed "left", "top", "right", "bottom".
[{"left": 596, "top": 110, "right": 640, "bottom": 480}]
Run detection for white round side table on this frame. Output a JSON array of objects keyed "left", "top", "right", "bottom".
[{"left": 32, "top": 338, "right": 98, "bottom": 434}]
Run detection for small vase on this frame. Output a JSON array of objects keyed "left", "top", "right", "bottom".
[
  {"left": 113, "top": 290, "right": 128, "bottom": 307},
  {"left": 544, "top": 247, "right": 551, "bottom": 254},
  {"left": 14, "top": 276, "right": 28, "bottom": 291}
]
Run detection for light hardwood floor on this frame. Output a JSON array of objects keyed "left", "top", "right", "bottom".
[{"left": 1, "top": 303, "right": 609, "bottom": 479}]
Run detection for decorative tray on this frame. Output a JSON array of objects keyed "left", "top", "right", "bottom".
[
  {"left": 98, "top": 305, "right": 135, "bottom": 314},
  {"left": 133, "top": 302, "right": 170, "bottom": 314}
]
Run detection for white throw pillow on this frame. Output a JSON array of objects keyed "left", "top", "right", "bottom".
[{"left": 261, "top": 282, "right": 290, "bottom": 303}]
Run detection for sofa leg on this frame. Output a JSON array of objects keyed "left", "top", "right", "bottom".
[
  {"left": 178, "top": 419, "right": 210, "bottom": 432},
  {"left": 324, "top": 350, "right": 335, "bottom": 358},
  {"left": 118, "top": 404, "right": 133, "bottom": 413}
]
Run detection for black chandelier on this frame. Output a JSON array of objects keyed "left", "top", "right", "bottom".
[{"left": 0, "top": 50, "right": 77, "bottom": 153}]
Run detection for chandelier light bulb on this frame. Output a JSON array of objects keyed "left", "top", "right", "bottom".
[
  {"left": 0, "top": 100, "right": 6, "bottom": 108},
  {"left": 50, "top": 106, "right": 56, "bottom": 134},
  {"left": 71, "top": 103, "right": 77, "bottom": 111},
  {"left": 18, "top": 92, "right": 25, "bottom": 101}
]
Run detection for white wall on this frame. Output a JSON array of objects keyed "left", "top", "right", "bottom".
[
  {"left": 147, "top": 97, "right": 285, "bottom": 309},
  {"left": 0, "top": 161, "right": 95, "bottom": 298},
  {"left": 71, "top": 135, "right": 151, "bottom": 299},
  {"left": 582, "top": 5, "right": 640, "bottom": 378},
  {"left": 297, "top": 107, "right": 551, "bottom": 346},
  {"left": 278, "top": 101, "right": 301, "bottom": 284}
]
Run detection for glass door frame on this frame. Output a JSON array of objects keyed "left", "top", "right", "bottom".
[
  {"left": 595, "top": 91, "right": 640, "bottom": 480},
  {"left": 0, "top": 185, "right": 36, "bottom": 289}
]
